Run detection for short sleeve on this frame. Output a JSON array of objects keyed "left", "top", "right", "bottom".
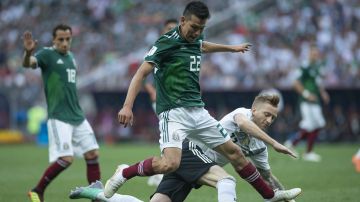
[{"left": 144, "top": 38, "right": 171, "bottom": 68}]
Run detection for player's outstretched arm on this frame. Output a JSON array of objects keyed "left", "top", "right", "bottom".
[
  {"left": 118, "top": 61, "right": 154, "bottom": 127},
  {"left": 22, "top": 31, "right": 38, "bottom": 68},
  {"left": 234, "top": 113, "right": 297, "bottom": 158},
  {"left": 201, "top": 41, "right": 251, "bottom": 53}
]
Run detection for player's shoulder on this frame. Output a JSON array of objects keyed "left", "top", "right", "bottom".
[
  {"left": 36, "top": 46, "right": 55, "bottom": 54},
  {"left": 158, "top": 28, "right": 181, "bottom": 43},
  {"left": 232, "top": 107, "right": 250, "bottom": 115}
]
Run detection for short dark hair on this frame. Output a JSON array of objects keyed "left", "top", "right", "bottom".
[
  {"left": 164, "top": 18, "right": 178, "bottom": 26},
  {"left": 183, "top": 1, "right": 210, "bottom": 20},
  {"left": 252, "top": 94, "right": 280, "bottom": 108},
  {"left": 52, "top": 24, "right": 72, "bottom": 38}
]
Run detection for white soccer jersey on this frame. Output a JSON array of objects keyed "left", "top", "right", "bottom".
[{"left": 203, "top": 108, "right": 267, "bottom": 167}]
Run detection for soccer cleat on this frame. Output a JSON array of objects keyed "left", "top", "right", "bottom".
[
  {"left": 352, "top": 156, "right": 360, "bottom": 173},
  {"left": 104, "top": 164, "right": 129, "bottom": 198},
  {"left": 264, "top": 188, "right": 302, "bottom": 202},
  {"left": 69, "top": 180, "right": 103, "bottom": 200},
  {"left": 302, "top": 152, "right": 321, "bottom": 162},
  {"left": 28, "top": 190, "right": 43, "bottom": 202}
]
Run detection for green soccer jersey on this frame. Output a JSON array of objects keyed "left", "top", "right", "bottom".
[
  {"left": 297, "top": 61, "right": 323, "bottom": 104},
  {"left": 35, "top": 47, "right": 85, "bottom": 125},
  {"left": 145, "top": 27, "right": 205, "bottom": 114}
]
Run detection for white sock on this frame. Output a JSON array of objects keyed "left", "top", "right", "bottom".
[
  {"left": 97, "top": 192, "right": 144, "bottom": 202},
  {"left": 216, "top": 177, "right": 237, "bottom": 202},
  {"left": 356, "top": 149, "right": 360, "bottom": 158}
]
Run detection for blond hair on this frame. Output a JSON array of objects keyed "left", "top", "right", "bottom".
[{"left": 252, "top": 94, "right": 279, "bottom": 108}]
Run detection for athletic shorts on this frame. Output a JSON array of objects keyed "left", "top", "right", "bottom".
[
  {"left": 47, "top": 119, "right": 99, "bottom": 163},
  {"left": 299, "top": 102, "right": 325, "bottom": 131},
  {"left": 158, "top": 107, "right": 230, "bottom": 152},
  {"left": 152, "top": 140, "right": 216, "bottom": 202}
]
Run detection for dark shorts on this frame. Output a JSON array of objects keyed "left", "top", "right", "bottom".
[{"left": 152, "top": 140, "right": 216, "bottom": 202}]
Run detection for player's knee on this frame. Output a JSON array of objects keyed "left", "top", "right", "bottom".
[
  {"left": 227, "top": 146, "right": 245, "bottom": 161},
  {"left": 84, "top": 149, "right": 99, "bottom": 159},
  {"left": 161, "top": 160, "right": 180, "bottom": 173},
  {"left": 59, "top": 156, "right": 73, "bottom": 164}
]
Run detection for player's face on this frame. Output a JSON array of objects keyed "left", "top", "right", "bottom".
[
  {"left": 162, "top": 22, "right": 177, "bottom": 34},
  {"left": 251, "top": 103, "right": 278, "bottom": 130},
  {"left": 309, "top": 47, "right": 320, "bottom": 62},
  {"left": 53, "top": 29, "right": 72, "bottom": 54},
  {"left": 180, "top": 15, "right": 207, "bottom": 42}
]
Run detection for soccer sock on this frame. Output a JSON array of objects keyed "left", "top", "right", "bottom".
[
  {"left": 216, "top": 177, "right": 237, "bottom": 202},
  {"left": 306, "top": 129, "right": 319, "bottom": 153},
  {"left": 236, "top": 162, "right": 274, "bottom": 199},
  {"left": 34, "top": 159, "right": 71, "bottom": 195},
  {"left": 292, "top": 130, "right": 308, "bottom": 146},
  {"left": 86, "top": 157, "right": 101, "bottom": 184},
  {"left": 123, "top": 157, "right": 155, "bottom": 179}
]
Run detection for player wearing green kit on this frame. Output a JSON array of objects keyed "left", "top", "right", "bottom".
[
  {"left": 285, "top": 45, "right": 330, "bottom": 162},
  {"left": 23, "top": 24, "right": 101, "bottom": 202},
  {"left": 105, "top": 2, "right": 300, "bottom": 202}
]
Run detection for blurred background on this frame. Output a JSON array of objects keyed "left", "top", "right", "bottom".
[{"left": 0, "top": 0, "right": 359, "bottom": 145}]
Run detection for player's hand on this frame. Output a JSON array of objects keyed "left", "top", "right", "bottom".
[
  {"left": 321, "top": 92, "right": 330, "bottom": 105},
  {"left": 118, "top": 106, "right": 133, "bottom": 128},
  {"left": 23, "top": 31, "right": 38, "bottom": 54},
  {"left": 232, "top": 43, "right": 251, "bottom": 53},
  {"left": 305, "top": 93, "right": 318, "bottom": 102},
  {"left": 272, "top": 142, "right": 298, "bottom": 158}
]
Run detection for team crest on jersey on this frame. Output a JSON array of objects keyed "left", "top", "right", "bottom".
[{"left": 63, "top": 143, "right": 70, "bottom": 150}]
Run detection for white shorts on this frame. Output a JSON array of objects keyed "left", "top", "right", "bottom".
[
  {"left": 299, "top": 102, "right": 325, "bottom": 132},
  {"left": 158, "top": 107, "right": 230, "bottom": 152},
  {"left": 248, "top": 148, "right": 270, "bottom": 171},
  {"left": 47, "top": 119, "right": 99, "bottom": 163}
]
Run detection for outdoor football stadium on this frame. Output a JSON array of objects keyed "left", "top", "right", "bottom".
[{"left": 0, "top": 0, "right": 359, "bottom": 202}]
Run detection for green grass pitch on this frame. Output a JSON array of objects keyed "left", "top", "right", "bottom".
[{"left": 1, "top": 143, "right": 359, "bottom": 202}]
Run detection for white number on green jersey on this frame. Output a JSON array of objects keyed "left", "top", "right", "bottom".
[
  {"left": 66, "top": 69, "right": 76, "bottom": 83},
  {"left": 189, "top": 56, "right": 201, "bottom": 72}
]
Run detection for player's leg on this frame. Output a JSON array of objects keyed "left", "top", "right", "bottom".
[
  {"left": 302, "top": 103, "right": 324, "bottom": 162},
  {"left": 73, "top": 119, "right": 101, "bottom": 184},
  {"left": 28, "top": 119, "right": 74, "bottom": 202},
  {"left": 197, "top": 165, "right": 237, "bottom": 202},
  {"left": 104, "top": 110, "right": 188, "bottom": 198}
]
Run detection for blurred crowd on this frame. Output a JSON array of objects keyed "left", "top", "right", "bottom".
[{"left": 0, "top": 0, "right": 359, "bottom": 142}]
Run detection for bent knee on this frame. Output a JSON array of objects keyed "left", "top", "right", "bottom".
[
  {"left": 59, "top": 156, "right": 74, "bottom": 164},
  {"left": 162, "top": 160, "right": 180, "bottom": 173},
  {"left": 84, "top": 149, "right": 99, "bottom": 160}
]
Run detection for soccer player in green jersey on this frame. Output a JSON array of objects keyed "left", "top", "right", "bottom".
[
  {"left": 22, "top": 24, "right": 101, "bottom": 202},
  {"left": 104, "top": 2, "right": 300, "bottom": 202},
  {"left": 285, "top": 45, "right": 330, "bottom": 162}
]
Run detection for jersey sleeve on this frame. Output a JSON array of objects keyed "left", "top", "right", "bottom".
[
  {"left": 144, "top": 38, "right": 171, "bottom": 68},
  {"left": 34, "top": 48, "right": 48, "bottom": 70}
]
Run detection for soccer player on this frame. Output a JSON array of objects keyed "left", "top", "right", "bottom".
[
  {"left": 105, "top": 2, "right": 299, "bottom": 201},
  {"left": 151, "top": 94, "right": 300, "bottom": 202},
  {"left": 70, "top": 94, "right": 301, "bottom": 202},
  {"left": 284, "top": 44, "right": 330, "bottom": 162},
  {"left": 22, "top": 24, "right": 101, "bottom": 202}
]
